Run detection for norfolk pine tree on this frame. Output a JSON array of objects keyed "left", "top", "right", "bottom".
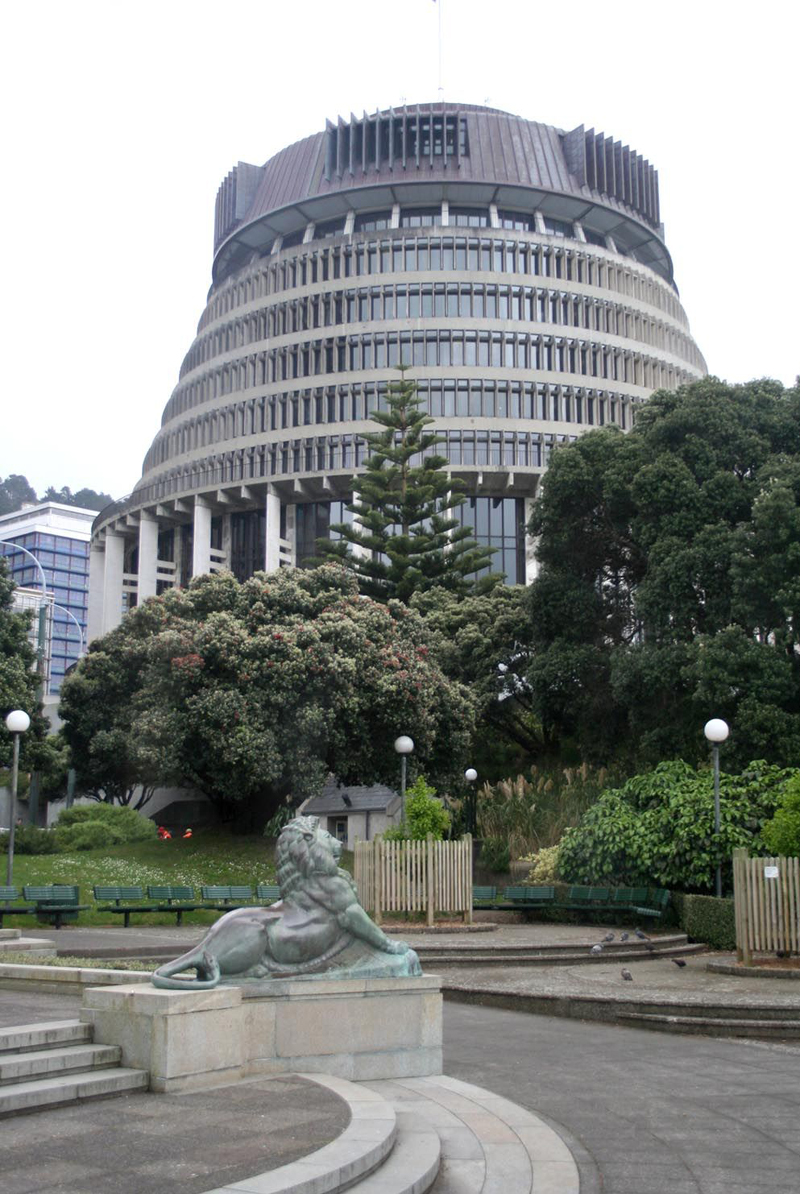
[{"left": 318, "top": 366, "right": 500, "bottom": 602}]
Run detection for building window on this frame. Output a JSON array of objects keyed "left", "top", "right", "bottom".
[{"left": 399, "top": 207, "right": 442, "bottom": 228}]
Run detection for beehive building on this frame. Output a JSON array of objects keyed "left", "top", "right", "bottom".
[{"left": 88, "top": 103, "right": 706, "bottom": 640}]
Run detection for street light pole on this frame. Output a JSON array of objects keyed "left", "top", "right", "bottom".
[
  {"left": 394, "top": 736, "right": 414, "bottom": 825},
  {"left": 5, "top": 710, "right": 31, "bottom": 886},
  {"left": 464, "top": 767, "right": 478, "bottom": 835},
  {"left": 704, "top": 718, "right": 729, "bottom": 898}
]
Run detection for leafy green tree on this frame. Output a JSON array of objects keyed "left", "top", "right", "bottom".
[
  {"left": 762, "top": 774, "right": 800, "bottom": 856},
  {"left": 526, "top": 377, "right": 800, "bottom": 767},
  {"left": 0, "top": 475, "right": 37, "bottom": 516},
  {"left": 60, "top": 566, "right": 476, "bottom": 826},
  {"left": 318, "top": 367, "right": 500, "bottom": 601},
  {"left": 384, "top": 776, "right": 451, "bottom": 841},
  {"left": 0, "top": 560, "right": 44, "bottom": 772},
  {"left": 558, "top": 759, "right": 793, "bottom": 891},
  {"left": 42, "top": 485, "right": 113, "bottom": 511}
]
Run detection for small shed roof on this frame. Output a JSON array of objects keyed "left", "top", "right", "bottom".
[{"left": 302, "top": 781, "right": 399, "bottom": 815}]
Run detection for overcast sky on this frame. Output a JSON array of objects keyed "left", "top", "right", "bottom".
[{"left": 1, "top": 0, "right": 797, "bottom": 500}]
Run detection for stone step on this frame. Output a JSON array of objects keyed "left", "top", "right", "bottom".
[
  {"left": 0, "top": 1019, "right": 91, "bottom": 1056},
  {"left": 0, "top": 1066, "right": 148, "bottom": 1115},
  {"left": 348, "top": 1121, "right": 440, "bottom": 1194},
  {"left": 415, "top": 932, "right": 691, "bottom": 957},
  {"left": 0, "top": 1042, "right": 122, "bottom": 1085},
  {"left": 204, "top": 1072, "right": 397, "bottom": 1194},
  {"left": 618, "top": 1012, "right": 800, "bottom": 1040},
  {"left": 424, "top": 942, "right": 706, "bottom": 967},
  {"left": 0, "top": 929, "right": 21, "bottom": 941},
  {"left": 0, "top": 937, "right": 56, "bottom": 956}
]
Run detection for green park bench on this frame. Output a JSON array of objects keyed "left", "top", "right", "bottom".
[
  {"left": 0, "top": 886, "right": 37, "bottom": 928},
  {"left": 503, "top": 885, "right": 556, "bottom": 910},
  {"left": 472, "top": 885, "right": 498, "bottom": 907},
  {"left": 146, "top": 885, "right": 201, "bottom": 925},
  {"left": 93, "top": 885, "right": 160, "bottom": 928},
  {"left": 610, "top": 886, "right": 650, "bottom": 910},
  {"left": 200, "top": 885, "right": 255, "bottom": 911},
  {"left": 557, "top": 886, "right": 614, "bottom": 913},
  {"left": 22, "top": 885, "right": 88, "bottom": 930},
  {"left": 630, "top": 887, "right": 671, "bottom": 920},
  {"left": 256, "top": 885, "right": 281, "bottom": 905}
]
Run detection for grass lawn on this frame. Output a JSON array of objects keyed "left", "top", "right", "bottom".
[{"left": 1, "top": 828, "right": 332, "bottom": 929}]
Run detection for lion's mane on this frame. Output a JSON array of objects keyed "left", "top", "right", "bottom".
[{"left": 275, "top": 815, "right": 358, "bottom": 909}]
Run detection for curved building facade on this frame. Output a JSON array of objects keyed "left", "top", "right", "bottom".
[{"left": 88, "top": 103, "right": 706, "bottom": 639}]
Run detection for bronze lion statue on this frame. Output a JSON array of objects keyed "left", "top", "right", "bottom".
[{"left": 152, "top": 815, "right": 421, "bottom": 989}]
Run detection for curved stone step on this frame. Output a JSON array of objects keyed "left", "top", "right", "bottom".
[
  {"left": 425, "top": 941, "right": 707, "bottom": 967},
  {"left": 0, "top": 1066, "right": 148, "bottom": 1115},
  {"left": 205, "top": 1072, "right": 397, "bottom": 1194},
  {"left": 415, "top": 932, "right": 692, "bottom": 957},
  {"left": 0, "top": 1042, "right": 122, "bottom": 1085},
  {"left": 618, "top": 1012, "right": 800, "bottom": 1039}
]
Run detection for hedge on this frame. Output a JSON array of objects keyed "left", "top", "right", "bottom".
[{"left": 672, "top": 892, "right": 736, "bottom": 950}]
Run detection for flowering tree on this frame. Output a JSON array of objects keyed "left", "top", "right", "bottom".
[{"left": 60, "top": 565, "right": 475, "bottom": 825}]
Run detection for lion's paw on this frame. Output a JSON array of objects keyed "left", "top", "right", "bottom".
[{"left": 385, "top": 940, "right": 409, "bottom": 955}]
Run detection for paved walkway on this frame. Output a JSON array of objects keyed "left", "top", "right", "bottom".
[{"left": 4, "top": 924, "right": 800, "bottom": 1193}]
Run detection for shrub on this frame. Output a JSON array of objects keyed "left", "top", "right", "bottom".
[
  {"left": 54, "top": 803, "right": 156, "bottom": 843},
  {"left": 558, "top": 759, "right": 793, "bottom": 892},
  {"left": 524, "top": 845, "right": 561, "bottom": 883},
  {"left": 53, "top": 821, "right": 124, "bottom": 852},
  {"left": 762, "top": 775, "right": 800, "bottom": 856},
  {"left": 479, "top": 837, "right": 510, "bottom": 873},
  {"left": 476, "top": 764, "right": 607, "bottom": 857},
  {"left": 0, "top": 825, "right": 59, "bottom": 855},
  {"left": 383, "top": 777, "right": 450, "bottom": 842},
  {"left": 674, "top": 893, "right": 736, "bottom": 950}
]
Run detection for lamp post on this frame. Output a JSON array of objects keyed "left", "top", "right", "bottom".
[
  {"left": 464, "top": 767, "right": 478, "bottom": 835},
  {"left": 5, "top": 710, "right": 31, "bottom": 886},
  {"left": 394, "top": 735, "right": 414, "bottom": 824},
  {"left": 704, "top": 718, "right": 729, "bottom": 898}
]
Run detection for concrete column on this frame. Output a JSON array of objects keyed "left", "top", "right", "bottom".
[
  {"left": 192, "top": 499, "right": 212, "bottom": 577},
  {"left": 265, "top": 487, "right": 282, "bottom": 573},
  {"left": 137, "top": 513, "right": 159, "bottom": 602},
  {"left": 101, "top": 532, "right": 125, "bottom": 635},
  {"left": 87, "top": 543, "right": 106, "bottom": 643}
]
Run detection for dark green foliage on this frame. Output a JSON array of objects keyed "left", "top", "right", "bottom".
[
  {"left": 0, "top": 826, "right": 59, "bottom": 855},
  {"left": 53, "top": 821, "right": 120, "bottom": 852},
  {"left": 762, "top": 774, "right": 800, "bottom": 856},
  {"left": 479, "top": 838, "right": 511, "bottom": 873},
  {"left": 41, "top": 486, "right": 112, "bottom": 511},
  {"left": 0, "top": 560, "right": 46, "bottom": 771},
  {"left": 526, "top": 377, "right": 800, "bottom": 768},
  {"left": 318, "top": 367, "right": 500, "bottom": 601},
  {"left": 55, "top": 803, "right": 156, "bottom": 843},
  {"left": 0, "top": 475, "right": 37, "bottom": 515},
  {"left": 558, "top": 760, "right": 792, "bottom": 892},
  {"left": 673, "top": 893, "right": 737, "bottom": 950},
  {"left": 60, "top": 565, "right": 475, "bottom": 825}
]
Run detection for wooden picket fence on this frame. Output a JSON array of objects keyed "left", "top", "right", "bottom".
[
  {"left": 354, "top": 834, "right": 473, "bottom": 926},
  {"left": 732, "top": 848, "right": 800, "bottom": 964}
]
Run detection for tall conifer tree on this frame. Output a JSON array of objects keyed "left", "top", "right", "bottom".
[{"left": 318, "top": 367, "right": 501, "bottom": 602}]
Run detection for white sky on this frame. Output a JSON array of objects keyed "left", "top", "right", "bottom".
[{"left": 1, "top": 0, "right": 797, "bottom": 499}]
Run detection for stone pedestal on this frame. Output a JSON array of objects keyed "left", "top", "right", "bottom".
[{"left": 81, "top": 974, "right": 442, "bottom": 1093}]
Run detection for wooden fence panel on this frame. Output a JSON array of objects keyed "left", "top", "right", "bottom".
[
  {"left": 353, "top": 835, "right": 473, "bottom": 921},
  {"left": 732, "top": 850, "right": 800, "bottom": 961}
]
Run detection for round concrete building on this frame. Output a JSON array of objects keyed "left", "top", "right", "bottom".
[{"left": 88, "top": 103, "right": 706, "bottom": 640}]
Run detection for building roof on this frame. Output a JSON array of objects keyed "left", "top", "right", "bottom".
[{"left": 302, "top": 781, "right": 399, "bottom": 815}]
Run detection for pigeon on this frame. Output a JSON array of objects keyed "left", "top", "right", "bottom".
[
  {"left": 603, "top": 932, "right": 615, "bottom": 943},
  {"left": 620, "top": 932, "right": 630, "bottom": 942},
  {"left": 645, "top": 941, "right": 656, "bottom": 952},
  {"left": 621, "top": 968, "right": 633, "bottom": 981},
  {"left": 672, "top": 958, "right": 687, "bottom": 968},
  {"left": 776, "top": 950, "right": 789, "bottom": 959},
  {"left": 634, "top": 928, "right": 649, "bottom": 940},
  {"left": 590, "top": 944, "right": 604, "bottom": 954}
]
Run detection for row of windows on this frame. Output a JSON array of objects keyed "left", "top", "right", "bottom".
[
  {"left": 177, "top": 281, "right": 696, "bottom": 389},
  {"left": 148, "top": 377, "right": 634, "bottom": 472},
  {"left": 200, "top": 232, "right": 684, "bottom": 339},
  {"left": 136, "top": 427, "right": 578, "bottom": 513},
  {"left": 154, "top": 332, "right": 685, "bottom": 465}
]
